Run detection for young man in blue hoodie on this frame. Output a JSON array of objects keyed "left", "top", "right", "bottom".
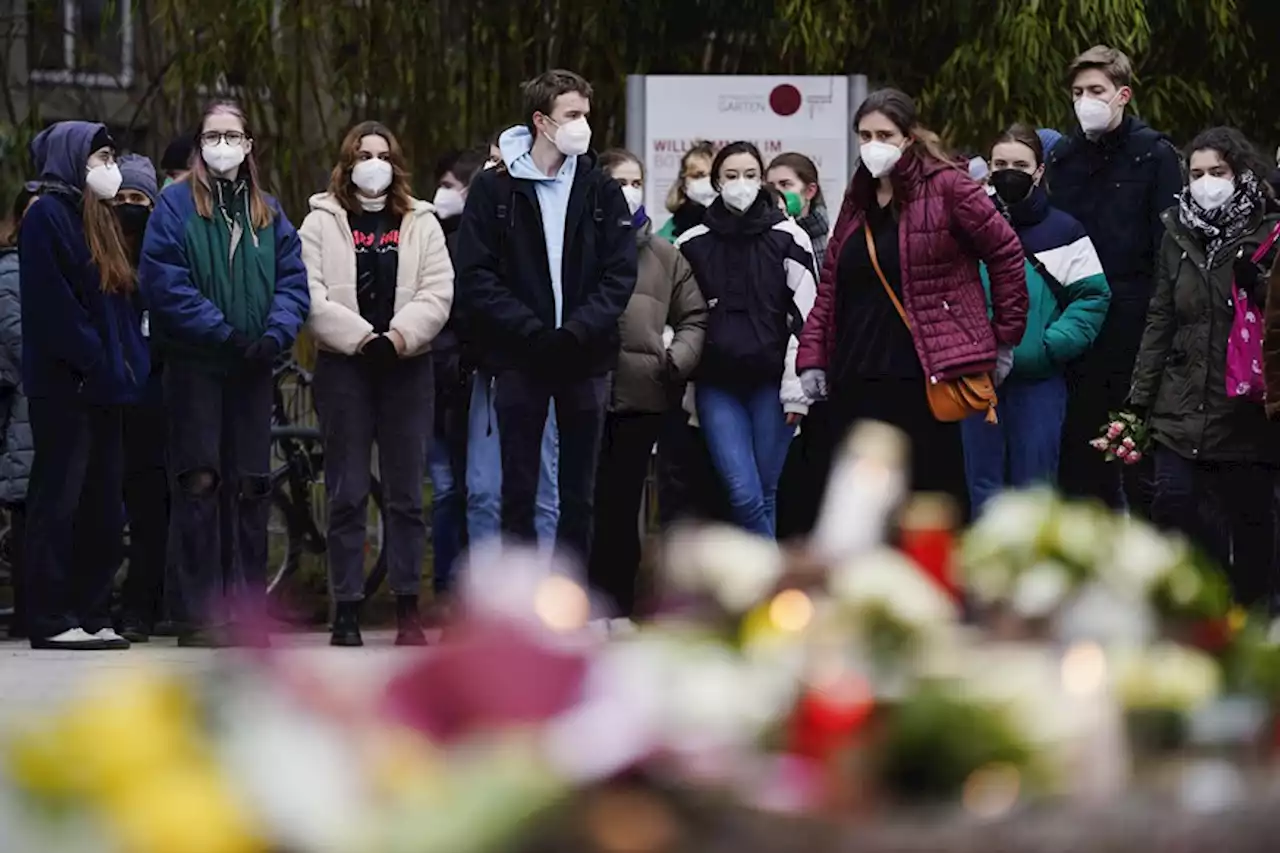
[{"left": 454, "top": 69, "right": 638, "bottom": 564}]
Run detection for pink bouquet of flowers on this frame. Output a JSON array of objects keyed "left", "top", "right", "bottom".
[{"left": 1090, "top": 411, "right": 1150, "bottom": 465}]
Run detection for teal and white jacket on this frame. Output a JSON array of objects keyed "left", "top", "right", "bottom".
[{"left": 980, "top": 184, "right": 1110, "bottom": 379}]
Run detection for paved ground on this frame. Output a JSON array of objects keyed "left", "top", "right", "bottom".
[{"left": 0, "top": 631, "right": 425, "bottom": 729}]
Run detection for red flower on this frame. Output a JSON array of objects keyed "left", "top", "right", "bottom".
[{"left": 381, "top": 618, "right": 590, "bottom": 742}]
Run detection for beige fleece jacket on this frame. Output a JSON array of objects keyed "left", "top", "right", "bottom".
[{"left": 300, "top": 193, "right": 454, "bottom": 356}]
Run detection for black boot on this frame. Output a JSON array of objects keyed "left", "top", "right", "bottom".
[
  {"left": 330, "top": 601, "right": 363, "bottom": 648},
  {"left": 395, "top": 595, "right": 427, "bottom": 646}
]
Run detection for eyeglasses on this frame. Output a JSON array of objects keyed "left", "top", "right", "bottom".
[{"left": 199, "top": 130, "right": 247, "bottom": 146}]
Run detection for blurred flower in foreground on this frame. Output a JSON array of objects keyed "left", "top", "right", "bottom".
[
  {"left": 664, "top": 524, "right": 784, "bottom": 613},
  {"left": 382, "top": 618, "right": 590, "bottom": 743},
  {"left": 5, "top": 669, "right": 266, "bottom": 853}
]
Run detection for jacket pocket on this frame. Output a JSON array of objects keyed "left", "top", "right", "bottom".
[{"left": 941, "top": 299, "right": 977, "bottom": 345}]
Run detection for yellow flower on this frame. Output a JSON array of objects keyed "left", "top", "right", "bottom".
[
  {"left": 59, "top": 672, "right": 203, "bottom": 793},
  {"left": 6, "top": 723, "right": 78, "bottom": 798},
  {"left": 105, "top": 764, "right": 266, "bottom": 853},
  {"left": 1228, "top": 606, "right": 1248, "bottom": 635}
]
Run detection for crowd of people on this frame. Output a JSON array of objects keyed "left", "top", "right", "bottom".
[{"left": 6, "top": 43, "right": 1280, "bottom": 651}]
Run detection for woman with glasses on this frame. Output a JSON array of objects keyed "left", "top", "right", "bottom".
[
  {"left": 140, "top": 99, "right": 310, "bottom": 647},
  {"left": 21, "top": 122, "right": 149, "bottom": 650}
]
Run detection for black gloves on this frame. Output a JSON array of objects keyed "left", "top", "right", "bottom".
[
  {"left": 244, "top": 335, "right": 282, "bottom": 366},
  {"left": 1233, "top": 256, "right": 1266, "bottom": 307},
  {"left": 532, "top": 328, "right": 579, "bottom": 374},
  {"left": 361, "top": 335, "right": 399, "bottom": 371},
  {"left": 223, "top": 329, "right": 253, "bottom": 357}
]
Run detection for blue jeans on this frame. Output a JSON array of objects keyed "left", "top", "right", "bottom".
[
  {"left": 466, "top": 371, "right": 558, "bottom": 547},
  {"left": 696, "top": 384, "right": 794, "bottom": 537},
  {"left": 961, "top": 375, "right": 1067, "bottom": 515}
]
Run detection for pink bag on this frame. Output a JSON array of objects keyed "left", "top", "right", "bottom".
[{"left": 1226, "top": 224, "right": 1280, "bottom": 402}]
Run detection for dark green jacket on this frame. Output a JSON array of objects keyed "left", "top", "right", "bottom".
[{"left": 1130, "top": 207, "right": 1280, "bottom": 463}]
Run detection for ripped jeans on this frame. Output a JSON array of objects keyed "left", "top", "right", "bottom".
[{"left": 164, "top": 361, "right": 274, "bottom": 630}]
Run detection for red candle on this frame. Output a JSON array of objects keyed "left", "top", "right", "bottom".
[
  {"left": 899, "top": 494, "right": 960, "bottom": 601},
  {"left": 788, "top": 676, "right": 874, "bottom": 761}
]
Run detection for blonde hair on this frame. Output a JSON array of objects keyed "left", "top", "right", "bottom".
[
  {"left": 187, "top": 99, "right": 274, "bottom": 231},
  {"left": 665, "top": 141, "right": 715, "bottom": 214}
]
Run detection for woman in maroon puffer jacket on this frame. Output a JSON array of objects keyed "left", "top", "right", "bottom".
[{"left": 796, "top": 89, "right": 1027, "bottom": 517}]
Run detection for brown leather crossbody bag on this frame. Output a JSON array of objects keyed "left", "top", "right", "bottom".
[{"left": 864, "top": 227, "right": 998, "bottom": 424}]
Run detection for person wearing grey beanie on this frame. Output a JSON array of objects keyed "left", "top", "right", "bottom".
[
  {"left": 111, "top": 152, "right": 171, "bottom": 644},
  {"left": 113, "top": 154, "right": 157, "bottom": 265}
]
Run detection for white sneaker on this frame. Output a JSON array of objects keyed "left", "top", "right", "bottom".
[
  {"left": 31, "top": 628, "right": 110, "bottom": 650},
  {"left": 91, "top": 628, "right": 132, "bottom": 650}
]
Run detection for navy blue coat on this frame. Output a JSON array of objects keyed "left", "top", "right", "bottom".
[{"left": 20, "top": 121, "right": 148, "bottom": 405}]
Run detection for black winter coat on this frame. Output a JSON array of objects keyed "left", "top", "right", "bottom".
[
  {"left": 1130, "top": 208, "right": 1280, "bottom": 464},
  {"left": 452, "top": 152, "right": 638, "bottom": 377},
  {"left": 1046, "top": 117, "right": 1183, "bottom": 394}
]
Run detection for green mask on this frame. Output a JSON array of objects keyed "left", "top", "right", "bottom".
[
  {"left": 783, "top": 191, "right": 804, "bottom": 218},
  {"left": 163, "top": 176, "right": 175, "bottom": 188}
]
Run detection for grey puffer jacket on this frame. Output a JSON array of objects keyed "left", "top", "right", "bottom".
[
  {"left": 0, "top": 249, "right": 31, "bottom": 503},
  {"left": 611, "top": 222, "right": 707, "bottom": 413}
]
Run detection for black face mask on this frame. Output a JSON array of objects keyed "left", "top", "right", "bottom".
[
  {"left": 114, "top": 202, "right": 152, "bottom": 241},
  {"left": 990, "top": 169, "right": 1035, "bottom": 205}
]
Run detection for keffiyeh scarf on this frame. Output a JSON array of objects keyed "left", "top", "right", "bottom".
[{"left": 1178, "top": 169, "right": 1263, "bottom": 258}]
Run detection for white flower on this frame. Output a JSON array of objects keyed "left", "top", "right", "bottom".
[
  {"left": 1112, "top": 644, "right": 1221, "bottom": 712},
  {"left": 1010, "top": 561, "right": 1072, "bottom": 619},
  {"left": 1097, "top": 520, "right": 1186, "bottom": 595},
  {"left": 963, "top": 489, "right": 1056, "bottom": 565},
  {"left": 1045, "top": 502, "right": 1113, "bottom": 568},
  {"left": 967, "top": 556, "right": 1015, "bottom": 604},
  {"left": 217, "top": 683, "right": 370, "bottom": 853},
  {"left": 665, "top": 525, "right": 783, "bottom": 612},
  {"left": 830, "top": 548, "right": 957, "bottom": 630},
  {"left": 1055, "top": 581, "right": 1155, "bottom": 647}
]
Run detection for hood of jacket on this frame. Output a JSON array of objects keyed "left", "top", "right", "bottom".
[
  {"left": 498, "top": 125, "right": 597, "bottom": 181},
  {"left": 307, "top": 191, "right": 435, "bottom": 220},
  {"left": 31, "top": 121, "right": 109, "bottom": 190}
]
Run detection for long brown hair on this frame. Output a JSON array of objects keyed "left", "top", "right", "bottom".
[
  {"left": 328, "top": 121, "right": 414, "bottom": 219},
  {"left": 187, "top": 99, "right": 274, "bottom": 231},
  {"left": 85, "top": 189, "right": 135, "bottom": 294},
  {"left": 854, "top": 88, "right": 956, "bottom": 170}
]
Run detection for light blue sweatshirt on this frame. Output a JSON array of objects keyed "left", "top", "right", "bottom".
[{"left": 499, "top": 125, "right": 578, "bottom": 328}]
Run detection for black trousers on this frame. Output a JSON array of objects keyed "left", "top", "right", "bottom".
[
  {"left": 494, "top": 370, "right": 608, "bottom": 563},
  {"left": 314, "top": 352, "right": 433, "bottom": 602},
  {"left": 1059, "top": 355, "right": 1154, "bottom": 518},
  {"left": 587, "top": 411, "right": 662, "bottom": 617},
  {"left": 776, "top": 401, "right": 838, "bottom": 541},
  {"left": 24, "top": 398, "right": 124, "bottom": 639},
  {"left": 5, "top": 501, "right": 26, "bottom": 637},
  {"left": 1151, "top": 445, "right": 1277, "bottom": 609},
  {"left": 119, "top": 399, "right": 170, "bottom": 628},
  {"left": 655, "top": 411, "right": 734, "bottom": 529},
  {"left": 165, "top": 362, "right": 273, "bottom": 630}
]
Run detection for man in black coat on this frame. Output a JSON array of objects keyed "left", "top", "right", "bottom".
[
  {"left": 1045, "top": 44, "right": 1183, "bottom": 515},
  {"left": 453, "top": 69, "right": 637, "bottom": 563}
]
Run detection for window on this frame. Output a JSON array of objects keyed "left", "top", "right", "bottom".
[{"left": 28, "top": 0, "right": 134, "bottom": 87}]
